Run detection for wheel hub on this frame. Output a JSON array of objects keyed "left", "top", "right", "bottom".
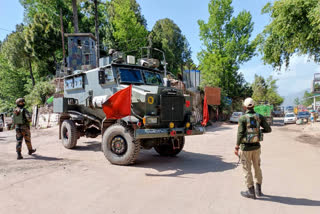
[{"left": 111, "top": 136, "right": 127, "bottom": 155}]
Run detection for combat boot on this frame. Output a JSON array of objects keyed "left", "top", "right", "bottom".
[
  {"left": 28, "top": 149, "right": 36, "bottom": 155},
  {"left": 241, "top": 186, "right": 256, "bottom": 199},
  {"left": 17, "top": 152, "right": 23, "bottom": 160},
  {"left": 255, "top": 183, "right": 263, "bottom": 197}
]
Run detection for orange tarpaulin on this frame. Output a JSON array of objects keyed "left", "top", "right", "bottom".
[
  {"left": 201, "top": 94, "right": 209, "bottom": 126},
  {"left": 102, "top": 85, "right": 132, "bottom": 119}
]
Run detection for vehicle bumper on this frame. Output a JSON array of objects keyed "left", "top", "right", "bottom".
[
  {"left": 134, "top": 126, "right": 205, "bottom": 139},
  {"left": 284, "top": 120, "right": 296, "bottom": 124}
]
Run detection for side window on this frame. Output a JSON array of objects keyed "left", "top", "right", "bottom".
[{"left": 105, "top": 69, "right": 114, "bottom": 82}]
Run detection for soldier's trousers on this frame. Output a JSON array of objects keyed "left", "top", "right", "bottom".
[
  {"left": 16, "top": 125, "right": 33, "bottom": 153},
  {"left": 240, "top": 148, "right": 263, "bottom": 188}
]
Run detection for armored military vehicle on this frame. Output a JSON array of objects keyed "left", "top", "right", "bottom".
[{"left": 54, "top": 33, "right": 205, "bottom": 165}]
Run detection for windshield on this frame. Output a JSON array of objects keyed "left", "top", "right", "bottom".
[
  {"left": 232, "top": 112, "right": 242, "bottom": 116},
  {"left": 298, "top": 112, "right": 309, "bottom": 115},
  {"left": 286, "top": 114, "right": 295, "bottom": 117},
  {"left": 144, "top": 71, "right": 163, "bottom": 86},
  {"left": 119, "top": 69, "right": 144, "bottom": 84}
]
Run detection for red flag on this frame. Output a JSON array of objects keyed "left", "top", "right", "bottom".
[
  {"left": 102, "top": 85, "right": 132, "bottom": 119},
  {"left": 201, "top": 94, "right": 209, "bottom": 126}
]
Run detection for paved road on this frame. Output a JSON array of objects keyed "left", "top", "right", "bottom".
[{"left": 0, "top": 123, "right": 320, "bottom": 214}]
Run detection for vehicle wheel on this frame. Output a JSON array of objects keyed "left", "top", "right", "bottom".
[
  {"left": 61, "top": 120, "right": 78, "bottom": 149},
  {"left": 154, "top": 137, "right": 185, "bottom": 156},
  {"left": 101, "top": 124, "right": 140, "bottom": 165},
  {"left": 0, "top": 128, "right": 3, "bottom": 132}
]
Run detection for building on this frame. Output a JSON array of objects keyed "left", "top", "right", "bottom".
[{"left": 65, "top": 33, "right": 97, "bottom": 72}]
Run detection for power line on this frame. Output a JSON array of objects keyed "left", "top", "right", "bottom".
[{"left": 0, "top": 27, "right": 12, "bottom": 32}]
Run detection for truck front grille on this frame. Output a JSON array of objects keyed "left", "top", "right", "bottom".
[{"left": 160, "top": 95, "right": 184, "bottom": 121}]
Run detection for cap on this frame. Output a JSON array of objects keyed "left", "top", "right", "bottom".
[
  {"left": 243, "top": 98, "right": 255, "bottom": 108},
  {"left": 16, "top": 98, "right": 25, "bottom": 105}
]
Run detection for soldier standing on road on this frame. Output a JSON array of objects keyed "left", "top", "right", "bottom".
[
  {"left": 12, "top": 98, "right": 36, "bottom": 160},
  {"left": 234, "top": 98, "right": 272, "bottom": 199}
]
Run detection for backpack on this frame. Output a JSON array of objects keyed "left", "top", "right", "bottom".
[{"left": 242, "top": 113, "right": 261, "bottom": 144}]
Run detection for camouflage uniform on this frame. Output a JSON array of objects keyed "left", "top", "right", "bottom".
[
  {"left": 12, "top": 99, "right": 36, "bottom": 159},
  {"left": 237, "top": 109, "right": 272, "bottom": 198}
]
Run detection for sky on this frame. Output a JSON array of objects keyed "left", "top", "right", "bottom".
[{"left": 0, "top": 0, "right": 319, "bottom": 102}]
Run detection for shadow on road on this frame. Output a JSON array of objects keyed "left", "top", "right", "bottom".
[
  {"left": 24, "top": 154, "right": 64, "bottom": 161},
  {"left": 205, "top": 123, "right": 234, "bottom": 133},
  {"left": 135, "top": 150, "right": 237, "bottom": 178},
  {"left": 75, "top": 142, "right": 101, "bottom": 152},
  {"left": 259, "top": 194, "right": 320, "bottom": 206}
]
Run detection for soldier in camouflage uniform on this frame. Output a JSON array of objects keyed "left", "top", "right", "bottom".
[
  {"left": 12, "top": 98, "right": 36, "bottom": 160},
  {"left": 234, "top": 98, "right": 272, "bottom": 199}
]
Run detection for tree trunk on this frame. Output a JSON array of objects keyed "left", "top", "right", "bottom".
[
  {"left": 94, "top": 0, "right": 99, "bottom": 67},
  {"left": 72, "top": 0, "right": 79, "bottom": 33},
  {"left": 60, "top": 8, "right": 66, "bottom": 71},
  {"left": 28, "top": 59, "right": 35, "bottom": 87}
]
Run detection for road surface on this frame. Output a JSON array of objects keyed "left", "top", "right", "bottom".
[{"left": 1, "top": 120, "right": 320, "bottom": 214}]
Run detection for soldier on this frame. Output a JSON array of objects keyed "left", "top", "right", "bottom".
[
  {"left": 12, "top": 98, "right": 36, "bottom": 160},
  {"left": 234, "top": 98, "right": 272, "bottom": 199}
]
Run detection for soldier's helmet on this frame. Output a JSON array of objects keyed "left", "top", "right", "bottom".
[{"left": 16, "top": 98, "right": 25, "bottom": 105}]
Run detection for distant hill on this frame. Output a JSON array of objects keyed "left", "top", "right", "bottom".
[{"left": 282, "top": 89, "right": 309, "bottom": 107}]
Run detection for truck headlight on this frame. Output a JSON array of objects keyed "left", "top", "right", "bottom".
[{"left": 146, "top": 117, "right": 158, "bottom": 124}]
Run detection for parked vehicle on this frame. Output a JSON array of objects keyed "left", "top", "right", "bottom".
[
  {"left": 229, "top": 112, "right": 243, "bottom": 123},
  {"left": 284, "top": 113, "right": 296, "bottom": 124},
  {"left": 0, "top": 114, "right": 3, "bottom": 132},
  {"left": 297, "top": 111, "right": 310, "bottom": 120}
]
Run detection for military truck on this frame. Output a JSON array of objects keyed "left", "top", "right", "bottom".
[{"left": 54, "top": 33, "right": 205, "bottom": 165}]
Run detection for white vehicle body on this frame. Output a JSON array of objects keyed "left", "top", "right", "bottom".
[
  {"left": 284, "top": 113, "right": 296, "bottom": 124},
  {"left": 229, "top": 112, "right": 244, "bottom": 123}
]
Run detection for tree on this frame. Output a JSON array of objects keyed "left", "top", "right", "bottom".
[
  {"left": 258, "top": 0, "right": 320, "bottom": 70},
  {"left": 198, "top": 0, "right": 257, "bottom": 107},
  {"left": 0, "top": 53, "right": 28, "bottom": 112},
  {"left": 150, "top": 18, "right": 192, "bottom": 75},
  {"left": 294, "top": 97, "right": 300, "bottom": 106},
  {"left": 1, "top": 24, "right": 36, "bottom": 86},
  {"left": 72, "top": 0, "right": 79, "bottom": 33},
  {"left": 25, "top": 80, "right": 56, "bottom": 106},
  {"left": 104, "top": 0, "right": 148, "bottom": 54},
  {"left": 24, "top": 13, "right": 61, "bottom": 74},
  {"left": 252, "top": 75, "right": 283, "bottom": 106}
]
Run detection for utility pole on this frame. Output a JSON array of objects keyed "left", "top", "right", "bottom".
[
  {"left": 60, "top": 8, "right": 66, "bottom": 71},
  {"left": 147, "top": 36, "right": 152, "bottom": 58},
  {"left": 94, "top": 0, "right": 99, "bottom": 67}
]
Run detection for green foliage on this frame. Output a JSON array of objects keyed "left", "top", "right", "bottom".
[
  {"left": 25, "top": 80, "right": 56, "bottom": 106},
  {"left": 198, "top": 0, "right": 256, "bottom": 110},
  {"left": 301, "top": 91, "right": 320, "bottom": 107},
  {"left": 258, "top": 0, "right": 320, "bottom": 70},
  {"left": 294, "top": 97, "right": 300, "bottom": 106},
  {"left": 104, "top": 0, "right": 148, "bottom": 54},
  {"left": 150, "top": 18, "right": 192, "bottom": 75},
  {"left": 252, "top": 75, "right": 284, "bottom": 106},
  {"left": 0, "top": 53, "right": 29, "bottom": 112}
]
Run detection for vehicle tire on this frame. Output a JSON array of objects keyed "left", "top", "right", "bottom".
[
  {"left": 0, "top": 128, "right": 3, "bottom": 132},
  {"left": 154, "top": 137, "right": 185, "bottom": 157},
  {"left": 61, "top": 120, "right": 78, "bottom": 149},
  {"left": 101, "top": 124, "right": 140, "bottom": 165}
]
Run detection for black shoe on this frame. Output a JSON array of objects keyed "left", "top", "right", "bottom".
[
  {"left": 255, "top": 183, "right": 263, "bottom": 197},
  {"left": 17, "top": 152, "right": 23, "bottom": 160},
  {"left": 241, "top": 186, "right": 256, "bottom": 199},
  {"left": 28, "top": 149, "right": 36, "bottom": 155}
]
